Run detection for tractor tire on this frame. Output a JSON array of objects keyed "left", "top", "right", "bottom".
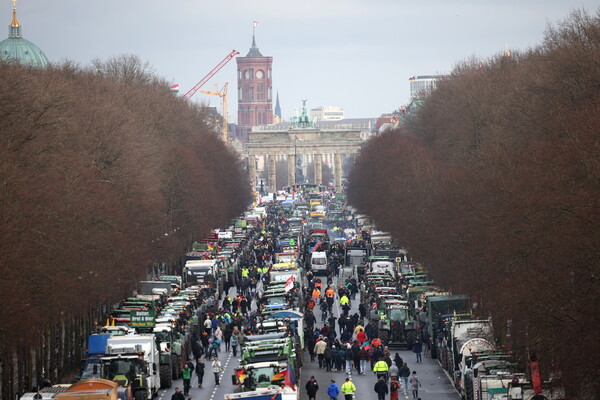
[
  {"left": 133, "top": 390, "right": 147, "bottom": 400},
  {"left": 379, "top": 330, "right": 389, "bottom": 346},
  {"left": 171, "top": 354, "right": 179, "bottom": 380},
  {"left": 405, "top": 330, "right": 417, "bottom": 350},
  {"left": 160, "top": 364, "right": 172, "bottom": 389}
]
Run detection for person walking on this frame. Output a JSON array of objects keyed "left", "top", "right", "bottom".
[
  {"left": 374, "top": 377, "right": 389, "bottom": 400},
  {"left": 393, "top": 353, "right": 403, "bottom": 370},
  {"left": 208, "top": 336, "right": 220, "bottom": 359},
  {"left": 327, "top": 380, "right": 340, "bottom": 400},
  {"left": 171, "top": 388, "right": 185, "bottom": 400},
  {"left": 203, "top": 316, "right": 212, "bottom": 336},
  {"left": 339, "top": 294, "right": 350, "bottom": 308},
  {"left": 398, "top": 362, "right": 411, "bottom": 395},
  {"left": 324, "top": 344, "right": 334, "bottom": 372},
  {"left": 214, "top": 325, "right": 223, "bottom": 351},
  {"left": 305, "top": 376, "right": 319, "bottom": 400},
  {"left": 413, "top": 340, "right": 422, "bottom": 363},
  {"left": 223, "top": 324, "right": 233, "bottom": 351},
  {"left": 358, "top": 345, "right": 369, "bottom": 375},
  {"left": 388, "top": 361, "right": 399, "bottom": 381},
  {"left": 344, "top": 344, "right": 354, "bottom": 374},
  {"left": 195, "top": 358, "right": 205, "bottom": 388},
  {"left": 389, "top": 377, "right": 400, "bottom": 400},
  {"left": 409, "top": 371, "right": 422, "bottom": 399},
  {"left": 373, "top": 358, "right": 390, "bottom": 381},
  {"left": 212, "top": 356, "right": 223, "bottom": 386},
  {"left": 314, "top": 337, "right": 327, "bottom": 368},
  {"left": 230, "top": 332, "right": 239, "bottom": 357},
  {"left": 340, "top": 377, "right": 357, "bottom": 400},
  {"left": 181, "top": 363, "right": 192, "bottom": 396}
]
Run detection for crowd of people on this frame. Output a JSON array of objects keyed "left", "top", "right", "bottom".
[
  {"left": 303, "top": 264, "right": 425, "bottom": 400},
  {"left": 169, "top": 196, "right": 431, "bottom": 400}
]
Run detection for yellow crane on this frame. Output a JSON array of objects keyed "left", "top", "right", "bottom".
[{"left": 200, "top": 82, "right": 229, "bottom": 142}]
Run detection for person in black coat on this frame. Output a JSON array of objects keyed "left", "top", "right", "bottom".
[
  {"left": 374, "top": 377, "right": 389, "bottom": 400},
  {"left": 413, "top": 340, "right": 423, "bottom": 363},
  {"left": 393, "top": 353, "right": 404, "bottom": 370},
  {"left": 171, "top": 388, "right": 185, "bottom": 400},
  {"left": 305, "top": 376, "right": 319, "bottom": 400},
  {"left": 195, "top": 359, "right": 205, "bottom": 388}
]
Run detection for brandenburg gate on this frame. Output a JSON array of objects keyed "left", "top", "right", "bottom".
[{"left": 246, "top": 102, "right": 362, "bottom": 192}]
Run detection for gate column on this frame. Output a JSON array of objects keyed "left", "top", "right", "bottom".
[
  {"left": 314, "top": 153, "right": 323, "bottom": 185},
  {"left": 268, "top": 154, "right": 277, "bottom": 192},
  {"left": 334, "top": 153, "right": 343, "bottom": 191}
]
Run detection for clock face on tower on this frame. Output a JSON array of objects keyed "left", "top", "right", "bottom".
[
  {"left": 244, "top": 70, "right": 250, "bottom": 79},
  {"left": 256, "top": 70, "right": 264, "bottom": 79}
]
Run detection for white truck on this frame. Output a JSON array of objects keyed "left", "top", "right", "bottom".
[{"left": 100, "top": 334, "right": 160, "bottom": 400}]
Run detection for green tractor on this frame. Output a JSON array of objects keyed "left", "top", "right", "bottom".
[
  {"left": 241, "top": 338, "right": 295, "bottom": 365},
  {"left": 375, "top": 300, "right": 418, "bottom": 349},
  {"left": 153, "top": 324, "right": 190, "bottom": 383}
]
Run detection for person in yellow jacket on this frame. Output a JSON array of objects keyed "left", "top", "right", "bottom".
[
  {"left": 340, "top": 377, "right": 356, "bottom": 400},
  {"left": 373, "top": 359, "right": 389, "bottom": 381},
  {"left": 339, "top": 294, "right": 349, "bottom": 306}
]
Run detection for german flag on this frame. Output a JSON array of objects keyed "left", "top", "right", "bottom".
[
  {"left": 236, "top": 369, "right": 246, "bottom": 383},
  {"left": 271, "top": 370, "right": 286, "bottom": 381}
]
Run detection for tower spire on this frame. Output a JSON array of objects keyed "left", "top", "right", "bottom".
[
  {"left": 275, "top": 92, "right": 282, "bottom": 119},
  {"left": 9, "top": 0, "right": 21, "bottom": 38},
  {"left": 246, "top": 21, "right": 263, "bottom": 57}
]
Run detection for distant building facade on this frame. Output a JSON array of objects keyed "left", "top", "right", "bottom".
[
  {"left": 0, "top": 3, "right": 49, "bottom": 68},
  {"left": 409, "top": 75, "right": 442, "bottom": 100},
  {"left": 309, "top": 106, "right": 344, "bottom": 121},
  {"left": 236, "top": 31, "right": 273, "bottom": 142}
]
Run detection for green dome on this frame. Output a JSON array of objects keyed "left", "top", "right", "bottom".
[
  {"left": 0, "top": 7, "right": 49, "bottom": 69},
  {"left": 0, "top": 36, "right": 49, "bottom": 68}
]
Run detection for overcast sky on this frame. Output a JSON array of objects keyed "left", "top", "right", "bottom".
[{"left": 3, "top": 0, "right": 597, "bottom": 120}]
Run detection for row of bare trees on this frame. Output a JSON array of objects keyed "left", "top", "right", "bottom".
[
  {"left": 348, "top": 9, "right": 600, "bottom": 399},
  {"left": 0, "top": 55, "right": 251, "bottom": 398}
]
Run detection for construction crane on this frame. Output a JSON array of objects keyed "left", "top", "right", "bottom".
[
  {"left": 183, "top": 50, "right": 239, "bottom": 101},
  {"left": 201, "top": 83, "right": 229, "bottom": 142}
]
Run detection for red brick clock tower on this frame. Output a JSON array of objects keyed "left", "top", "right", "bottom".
[{"left": 236, "top": 28, "right": 273, "bottom": 142}]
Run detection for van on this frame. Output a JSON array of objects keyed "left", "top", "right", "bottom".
[{"left": 310, "top": 251, "right": 328, "bottom": 275}]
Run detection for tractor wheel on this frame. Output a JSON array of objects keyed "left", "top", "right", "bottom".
[
  {"left": 405, "top": 330, "right": 417, "bottom": 350},
  {"left": 133, "top": 390, "right": 147, "bottom": 400},
  {"left": 379, "top": 330, "right": 389, "bottom": 346},
  {"left": 160, "top": 364, "right": 172, "bottom": 389},
  {"left": 171, "top": 354, "right": 179, "bottom": 380}
]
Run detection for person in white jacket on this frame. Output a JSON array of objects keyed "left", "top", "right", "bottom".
[
  {"left": 212, "top": 356, "right": 223, "bottom": 386},
  {"left": 408, "top": 371, "right": 421, "bottom": 399}
]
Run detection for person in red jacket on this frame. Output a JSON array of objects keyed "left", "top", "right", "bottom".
[
  {"left": 389, "top": 377, "right": 400, "bottom": 400},
  {"left": 356, "top": 328, "right": 367, "bottom": 344}
]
